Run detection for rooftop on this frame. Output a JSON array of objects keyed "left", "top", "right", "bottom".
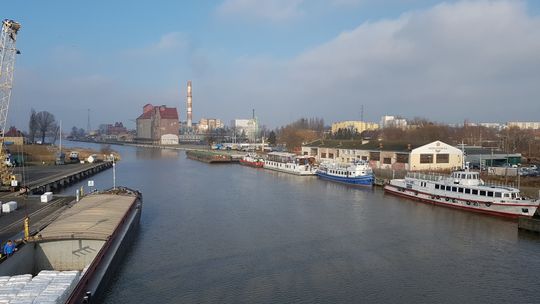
[{"left": 303, "top": 139, "right": 428, "bottom": 152}]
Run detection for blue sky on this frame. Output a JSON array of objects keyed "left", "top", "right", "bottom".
[{"left": 4, "top": 0, "right": 540, "bottom": 130}]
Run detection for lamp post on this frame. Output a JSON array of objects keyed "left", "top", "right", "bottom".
[{"left": 110, "top": 154, "right": 116, "bottom": 190}]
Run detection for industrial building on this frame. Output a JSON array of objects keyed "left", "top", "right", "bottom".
[
  {"left": 462, "top": 146, "right": 522, "bottom": 167},
  {"left": 136, "top": 104, "right": 179, "bottom": 145},
  {"left": 302, "top": 140, "right": 463, "bottom": 171},
  {"left": 330, "top": 121, "right": 379, "bottom": 134},
  {"left": 231, "top": 118, "right": 258, "bottom": 142}
]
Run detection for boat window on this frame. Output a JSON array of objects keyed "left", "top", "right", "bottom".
[
  {"left": 480, "top": 190, "right": 486, "bottom": 196},
  {"left": 458, "top": 187, "right": 464, "bottom": 193},
  {"left": 504, "top": 193, "right": 510, "bottom": 198},
  {"left": 495, "top": 192, "right": 502, "bottom": 198},
  {"left": 465, "top": 188, "right": 471, "bottom": 194},
  {"left": 435, "top": 184, "right": 439, "bottom": 189},
  {"left": 472, "top": 189, "right": 478, "bottom": 195},
  {"left": 487, "top": 191, "right": 493, "bottom": 197},
  {"left": 446, "top": 186, "right": 451, "bottom": 191},
  {"left": 452, "top": 187, "right": 457, "bottom": 192},
  {"left": 512, "top": 193, "right": 517, "bottom": 199}
]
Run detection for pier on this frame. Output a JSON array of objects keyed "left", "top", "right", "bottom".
[{"left": 14, "top": 162, "right": 113, "bottom": 194}]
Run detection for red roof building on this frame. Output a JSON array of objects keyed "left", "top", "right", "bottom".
[{"left": 136, "top": 105, "right": 179, "bottom": 142}]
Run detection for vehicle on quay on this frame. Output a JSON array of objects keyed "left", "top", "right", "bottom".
[
  {"left": 263, "top": 152, "right": 317, "bottom": 176},
  {"left": 0, "top": 187, "right": 142, "bottom": 303},
  {"left": 316, "top": 160, "right": 374, "bottom": 186},
  {"left": 239, "top": 153, "right": 265, "bottom": 168},
  {"left": 384, "top": 168, "right": 540, "bottom": 218}
]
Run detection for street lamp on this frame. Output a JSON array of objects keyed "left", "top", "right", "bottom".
[{"left": 110, "top": 154, "right": 116, "bottom": 190}]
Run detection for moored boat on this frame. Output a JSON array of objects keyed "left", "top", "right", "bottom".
[
  {"left": 0, "top": 187, "right": 142, "bottom": 303},
  {"left": 316, "top": 160, "right": 374, "bottom": 186},
  {"left": 239, "top": 153, "right": 265, "bottom": 168},
  {"left": 263, "top": 152, "right": 317, "bottom": 176},
  {"left": 384, "top": 170, "right": 539, "bottom": 218},
  {"left": 186, "top": 150, "right": 232, "bottom": 163}
]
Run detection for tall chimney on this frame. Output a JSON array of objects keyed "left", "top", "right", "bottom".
[{"left": 187, "top": 80, "right": 192, "bottom": 128}]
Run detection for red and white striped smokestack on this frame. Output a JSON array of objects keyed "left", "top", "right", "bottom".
[{"left": 187, "top": 80, "right": 192, "bottom": 128}]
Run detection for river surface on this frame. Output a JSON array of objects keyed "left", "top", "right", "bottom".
[{"left": 60, "top": 142, "right": 540, "bottom": 304}]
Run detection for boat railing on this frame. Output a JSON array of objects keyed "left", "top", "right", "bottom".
[{"left": 406, "top": 172, "right": 446, "bottom": 182}]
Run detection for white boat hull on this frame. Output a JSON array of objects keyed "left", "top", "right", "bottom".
[{"left": 384, "top": 181, "right": 539, "bottom": 218}]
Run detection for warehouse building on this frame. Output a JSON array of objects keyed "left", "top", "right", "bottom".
[
  {"left": 136, "top": 104, "right": 179, "bottom": 145},
  {"left": 302, "top": 140, "right": 463, "bottom": 171}
]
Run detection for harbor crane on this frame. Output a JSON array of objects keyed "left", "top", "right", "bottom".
[{"left": 0, "top": 19, "right": 21, "bottom": 189}]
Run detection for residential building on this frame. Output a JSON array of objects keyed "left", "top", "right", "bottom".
[
  {"left": 506, "top": 122, "right": 540, "bottom": 130},
  {"left": 331, "top": 121, "right": 379, "bottom": 134},
  {"left": 198, "top": 118, "right": 224, "bottom": 133},
  {"left": 380, "top": 115, "right": 407, "bottom": 129},
  {"left": 99, "top": 122, "right": 128, "bottom": 135},
  {"left": 136, "top": 104, "right": 179, "bottom": 145}
]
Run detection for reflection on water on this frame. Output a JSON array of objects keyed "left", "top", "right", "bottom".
[{"left": 61, "top": 143, "right": 540, "bottom": 304}]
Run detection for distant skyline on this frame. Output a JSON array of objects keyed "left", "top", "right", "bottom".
[{"left": 4, "top": 0, "right": 540, "bottom": 131}]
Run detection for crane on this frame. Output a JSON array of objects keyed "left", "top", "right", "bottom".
[{"left": 0, "top": 19, "right": 21, "bottom": 189}]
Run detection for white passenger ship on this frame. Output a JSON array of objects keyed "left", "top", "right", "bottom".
[
  {"left": 316, "top": 160, "right": 374, "bottom": 186},
  {"left": 384, "top": 169, "right": 540, "bottom": 218},
  {"left": 263, "top": 152, "right": 317, "bottom": 176}
]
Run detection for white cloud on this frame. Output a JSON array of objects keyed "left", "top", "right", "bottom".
[
  {"left": 126, "top": 32, "right": 189, "bottom": 57},
  {"left": 216, "top": 0, "right": 305, "bottom": 22},
  {"left": 207, "top": 0, "right": 540, "bottom": 125}
]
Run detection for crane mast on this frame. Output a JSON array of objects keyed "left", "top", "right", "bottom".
[{"left": 0, "top": 19, "right": 20, "bottom": 187}]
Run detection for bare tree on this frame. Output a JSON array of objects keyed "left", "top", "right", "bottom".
[
  {"left": 35, "top": 111, "right": 56, "bottom": 144},
  {"left": 28, "top": 109, "right": 38, "bottom": 143}
]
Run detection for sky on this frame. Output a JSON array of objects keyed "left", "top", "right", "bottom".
[{"left": 4, "top": 0, "right": 540, "bottom": 131}]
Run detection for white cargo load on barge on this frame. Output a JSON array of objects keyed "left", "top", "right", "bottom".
[{"left": 0, "top": 187, "right": 142, "bottom": 304}]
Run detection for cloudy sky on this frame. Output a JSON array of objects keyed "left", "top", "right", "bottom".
[{"left": 4, "top": 0, "right": 540, "bottom": 131}]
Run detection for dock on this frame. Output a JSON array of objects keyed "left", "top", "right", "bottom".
[
  {"left": 518, "top": 216, "right": 540, "bottom": 233},
  {"left": 186, "top": 150, "right": 233, "bottom": 163},
  {"left": 14, "top": 162, "right": 113, "bottom": 194}
]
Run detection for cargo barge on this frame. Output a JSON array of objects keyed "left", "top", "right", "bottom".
[
  {"left": 0, "top": 187, "right": 142, "bottom": 303},
  {"left": 186, "top": 150, "right": 232, "bottom": 163}
]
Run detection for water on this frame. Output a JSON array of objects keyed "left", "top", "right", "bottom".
[{"left": 60, "top": 142, "right": 540, "bottom": 303}]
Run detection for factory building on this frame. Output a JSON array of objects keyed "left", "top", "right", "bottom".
[
  {"left": 330, "top": 121, "right": 379, "bottom": 134},
  {"left": 136, "top": 104, "right": 179, "bottom": 145},
  {"left": 302, "top": 140, "right": 462, "bottom": 171}
]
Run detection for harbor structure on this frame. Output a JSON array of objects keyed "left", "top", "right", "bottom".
[
  {"left": 330, "top": 121, "right": 378, "bottom": 134},
  {"left": 302, "top": 140, "right": 463, "bottom": 171},
  {"left": 187, "top": 81, "right": 193, "bottom": 128},
  {"left": 136, "top": 104, "right": 179, "bottom": 145}
]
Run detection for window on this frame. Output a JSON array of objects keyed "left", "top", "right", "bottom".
[
  {"left": 383, "top": 157, "right": 392, "bottom": 164},
  {"left": 495, "top": 192, "right": 502, "bottom": 198},
  {"left": 487, "top": 191, "right": 493, "bottom": 197},
  {"left": 504, "top": 193, "right": 510, "bottom": 198},
  {"left": 321, "top": 153, "right": 327, "bottom": 158},
  {"left": 370, "top": 152, "right": 380, "bottom": 161},
  {"left": 303, "top": 152, "right": 308, "bottom": 155},
  {"left": 472, "top": 189, "right": 478, "bottom": 195},
  {"left": 466, "top": 174, "right": 471, "bottom": 179},
  {"left": 420, "top": 154, "right": 434, "bottom": 164},
  {"left": 446, "top": 186, "right": 451, "bottom": 191},
  {"left": 458, "top": 188, "right": 464, "bottom": 193},
  {"left": 435, "top": 184, "right": 440, "bottom": 189},
  {"left": 328, "top": 153, "right": 334, "bottom": 158},
  {"left": 396, "top": 153, "right": 409, "bottom": 163},
  {"left": 362, "top": 156, "right": 368, "bottom": 161},
  {"left": 452, "top": 187, "right": 457, "bottom": 192},
  {"left": 436, "top": 153, "right": 449, "bottom": 163},
  {"left": 480, "top": 190, "right": 486, "bottom": 196},
  {"left": 465, "top": 188, "right": 471, "bottom": 194}
]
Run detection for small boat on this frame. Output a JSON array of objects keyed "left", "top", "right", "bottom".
[
  {"left": 384, "top": 169, "right": 540, "bottom": 218},
  {"left": 239, "top": 153, "right": 265, "bottom": 168},
  {"left": 316, "top": 160, "right": 374, "bottom": 186},
  {"left": 263, "top": 152, "right": 317, "bottom": 176}
]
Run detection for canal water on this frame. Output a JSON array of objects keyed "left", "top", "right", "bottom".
[{"left": 61, "top": 143, "right": 540, "bottom": 303}]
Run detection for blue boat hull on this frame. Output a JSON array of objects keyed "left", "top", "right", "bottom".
[{"left": 316, "top": 171, "right": 374, "bottom": 186}]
